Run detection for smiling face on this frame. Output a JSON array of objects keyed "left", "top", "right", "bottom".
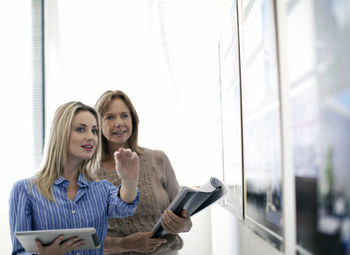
[
  {"left": 102, "top": 98, "right": 133, "bottom": 149},
  {"left": 67, "top": 110, "right": 99, "bottom": 162}
]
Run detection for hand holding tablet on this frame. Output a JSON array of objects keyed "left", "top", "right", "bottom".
[{"left": 15, "top": 227, "right": 100, "bottom": 253}]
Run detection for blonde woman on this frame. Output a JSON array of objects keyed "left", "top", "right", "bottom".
[
  {"left": 95, "top": 90, "right": 192, "bottom": 255},
  {"left": 9, "top": 101, "right": 140, "bottom": 255}
]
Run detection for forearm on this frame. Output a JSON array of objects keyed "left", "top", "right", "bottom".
[
  {"left": 120, "top": 180, "right": 138, "bottom": 203},
  {"left": 104, "top": 236, "right": 130, "bottom": 253}
]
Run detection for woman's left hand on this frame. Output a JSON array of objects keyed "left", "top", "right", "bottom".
[
  {"left": 36, "top": 235, "right": 85, "bottom": 255},
  {"left": 161, "top": 209, "right": 192, "bottom": 234}
]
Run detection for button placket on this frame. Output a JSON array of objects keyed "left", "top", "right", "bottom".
[{"left": 71, "top": 202, "right": 77, "bottom": 215}]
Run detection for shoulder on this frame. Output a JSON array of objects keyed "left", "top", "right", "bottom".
[
  {"left": 10, "top": 178, "right": 33, "bottom": 200},
  {"left": 141, "top": 148, "right": 174, "bottom": 173},
  {"left": 11, "top": 178, "right": 32, "bottom": 192},
  {"left": 141, "top": 148, "right": 168, "bottom": 160},
  {"left": 141, "top": 148, "right": 172, "bottom": 168}
]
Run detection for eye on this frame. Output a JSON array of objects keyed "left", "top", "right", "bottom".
[
  {"left": 121, "top": 112, "right": 130, "bottom": 119},
  {"left": 104, "top": 115, "right": 114, "bottom": 121},
  {"left": 76, "top": 127, "right": 85, "bottom": 133},
  {"left": 92, "top": 128, "right": 98, "bottom": 135}
]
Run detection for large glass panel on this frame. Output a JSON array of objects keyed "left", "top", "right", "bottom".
[
  {"left": 286, "top": 0, "right": 350, "bottom": 254},
  {"left": 219, "top": 0, "right": 244, "bottom": 219},
  {"left": 238, "top": 0, "right": 283, "bottom": 250}
]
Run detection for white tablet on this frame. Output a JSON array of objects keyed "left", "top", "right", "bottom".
[{"left": 15, "top": 227, "right": 100, "bottom": 253}]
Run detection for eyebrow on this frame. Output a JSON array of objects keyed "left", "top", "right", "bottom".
[
  {"left": 105, "top": 110, "right": 130, "bottom": 115},
  {"left": 76, "top": 123, "right": 87, "bottom": 127},
  {"left": 75, "top": 123, "right": 98, "bottom": 128}
]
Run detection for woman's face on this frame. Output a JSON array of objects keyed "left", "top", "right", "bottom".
[
  {"left": 67, "top": 110, "right": 99, "bottom": 162},
  {"left": 102, "top": 98, "right": 133, "bottom": 149}
]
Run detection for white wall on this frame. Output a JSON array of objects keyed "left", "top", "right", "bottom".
[
  {"left": 180, "top": 208, "right": 212, "bottom": 255},
  {"left": 0, "top": 1, "right": 35, "bottom": 253},
  {"left": 211, "top": 205, "right": 283, "bottom": 255}
]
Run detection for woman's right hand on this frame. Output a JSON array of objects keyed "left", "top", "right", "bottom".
[
  {"left": 122, "top": 232, "right": 167, "bottom": 253},
  {"left": 36, "top": 235, "right": 85, "bottom": 255},
  {"left": 114, "top": 148, "right": 139, "bottom": 203}
]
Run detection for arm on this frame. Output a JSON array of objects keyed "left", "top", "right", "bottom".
[
  {"left": 114, "top": 148, "right": 139, "bottom": 203},
  {"left": 106, "top": 148, "right": 140, "bottom": 218},
  {"left": 103, "top": 233, "right": 167, "bottom": 254},
  {"left": 104, "top": 236, "right": 130, "bottom": 253},
  {"left": 9, "top": 180, "right": 32, "bottom": 255},
  {"left": 160, "top": 152, "right": 193, "bottom": 234}
]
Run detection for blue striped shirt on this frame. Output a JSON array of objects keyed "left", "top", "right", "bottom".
[{"left": 9, "top": 174, "right": 140, "bottom": 255}]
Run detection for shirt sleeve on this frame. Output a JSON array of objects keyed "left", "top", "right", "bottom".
[
  {"left": 9, "top": 179, "right": 34, "bottom": 255},
  {"left": 104, "top": 180, "right": 140, "bottom": 218}
]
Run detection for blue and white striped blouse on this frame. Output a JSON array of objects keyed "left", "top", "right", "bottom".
[{"left": 9, "top": 174, "right": 140, "bottom": 255}]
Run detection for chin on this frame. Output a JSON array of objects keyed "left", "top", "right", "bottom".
[{"left": 82, "top": 153, "right": 94, "bottom": 161}]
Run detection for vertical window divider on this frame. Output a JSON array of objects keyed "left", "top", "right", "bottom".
[{"left": 31, "top": 0, "right": 45, "bottom": 171}]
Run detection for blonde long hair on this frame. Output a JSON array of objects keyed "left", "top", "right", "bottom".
[
  {"left": 95, "top": 90, "right": 143, "bottom": 160},
  {"left": 34, "top": 101, "right": 102, "bottom": 201}
]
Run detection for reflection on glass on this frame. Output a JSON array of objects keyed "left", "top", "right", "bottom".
[
  {"left": 288, "top": 0, "right": 350, "bottom": 254},
  {"left": 220, "top": 0, "right": 244, "bottom": 219},
  {"left": 239, "top": 0, "right": 283, "bottom": 249}
]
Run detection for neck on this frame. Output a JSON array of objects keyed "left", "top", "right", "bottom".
[
  {"left": 63, "top": 158, "right": 81, "bottom": 181},
  {"left": 106, "top": 141, "right": 129, "bottom": 160}
]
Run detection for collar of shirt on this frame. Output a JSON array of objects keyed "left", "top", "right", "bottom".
[
  {"left": 53, "top": 173, "right": 90, "bottom": 188},
  {"left": 53, "top": 174, "right": 91, "bottom": 202}
]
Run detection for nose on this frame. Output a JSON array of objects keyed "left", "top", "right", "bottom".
[
  {"left": 86, "top": 130, "right": 95, "bottom": 140},
  {"left": 114, "top": 117, "right": 124, "bottom": 127}
]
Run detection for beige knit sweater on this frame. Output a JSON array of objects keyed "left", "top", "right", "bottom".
[{"left": 97, "top": 148, "right": 189, "bottom": 255}]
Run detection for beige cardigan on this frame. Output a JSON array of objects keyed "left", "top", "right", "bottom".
[{"left": 97, "top": 148, "right": 191, "bottom": 255}]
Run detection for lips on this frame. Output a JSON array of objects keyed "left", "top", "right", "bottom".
[
  {"left": 81, "top": 144, "right": 93, "bottom": 150},
  {"left": 113, "top": 130, "right": 127, "bottom": 135}
]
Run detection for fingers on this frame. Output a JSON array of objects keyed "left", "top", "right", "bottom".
[
  {"left": 53, "top": 235, "right": 65, "bottom": 245},
  {"left": 161, "top": 209, "right": 186, "bottom": 234},
  {"left": 146, "top": 232, "right": 167, "bottom": 245},
  {"left": 125, "top": 232, "right": 167, "bottom": 253},
  {"left": 114, "top": 148, "right": 139, "bottom": 166},
  {"left": 144, "top": 237, "right": 167, "bottom": 253},
  {"left": 166, "top": 209, "right": 185, "bottom": 222},
  {"left": 35, "top": 235, "right": 84, "bottom": 254},
  {"left": 130, "top": 151, "right": 138, "bottom": 160},
  {"left": 144, "top": 232, "right": 155, "bottom": 238},
  {"left": 181, "top": 209, "right": 190, "bottom": 218},
  {"left": 61, "top": 236, "right": 85, "bottom": 250},
  {"left": 114, "top": 148, "right": 139, "bottom": 182},
  {"left": 69, "top": 239, "right": 85, "bottom": 250},
  {"left": 35, "top": 235, "right": 65, "bottom": 251},
  {"left": 114, "top": 148, "right": 133, "bottom": 159},
  {"left": 35, "top": 239, "right": 43, "bottom": 252}
]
